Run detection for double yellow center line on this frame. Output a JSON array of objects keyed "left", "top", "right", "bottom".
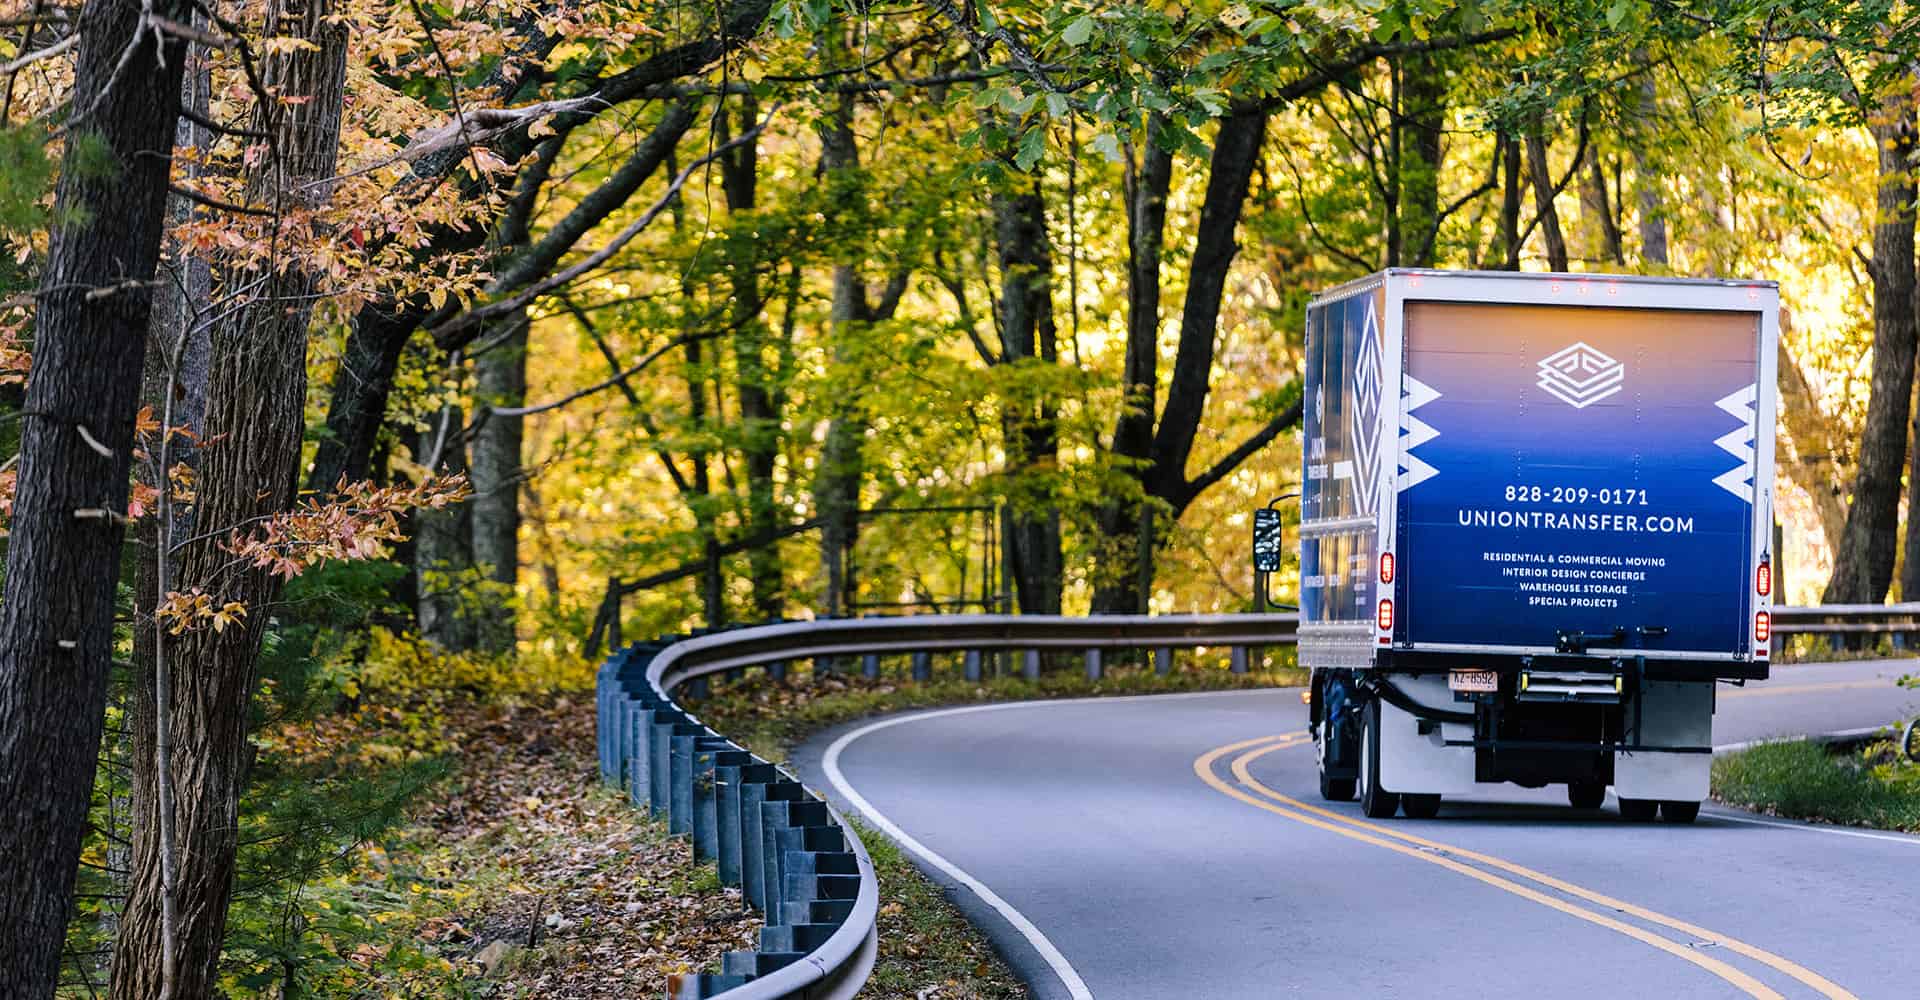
[{"left": 1194, "top": 733, "right": 1856, "bottom": 1000}]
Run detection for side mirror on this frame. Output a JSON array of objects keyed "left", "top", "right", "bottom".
[{"left": 1252, "top": 507, "right": 1284, "bottom": 573}]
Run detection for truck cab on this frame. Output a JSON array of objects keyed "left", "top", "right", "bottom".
[{"left": 1297, "top": 270, "right": 1779, "bottom": 823}]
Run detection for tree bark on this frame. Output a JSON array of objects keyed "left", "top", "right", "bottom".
[
  {"left": 1525, "top": 130, "right": 1570, "bottom": 271},
  {"left": 1397, "top": 52, "right": 1445, "bottom": 267},
  {"left": 815, "top": 93, "right": 868, "bottom": 617},
  {"left": 0, "top": 1, "right": 188, "bottom": 993},
  {"left": 1825, "top": 93, "right": 1916, "bottom": 604},
  {"left": 417, "top": 404, "right": 477, "bottom": 649},
  {"left": 307, "top": 305, "right": 423, "bottom": 492},
  {"left": 1632, "top": 61, "right": 1669, "bottom": 267},
  {"left": 720, "top": 96, "right": 784, "bottom": 622},
  {"left": 993, "top": 171, "right": 1063, "bottom": 615},
  {"left": 1776, "top": 341, "right": 1847, "bottom": 554},
  {"left": 470, "top": 314, "right": 526, "bottom": 653},
  {"left": 1091, "top": 120, "right": 1173, "bottom": 614},
  {"left": 1581, "top": 149, "right": 1625, "bottom": 265},
  {"left": 1148, "top": 110, "right": 1269, "bottom": 513},
  {"left": 1497, "top": 133, "right": 1524, "bottom": 269},
  {"left": 112, "top": 3, "right": 349, "bottom": 995}
]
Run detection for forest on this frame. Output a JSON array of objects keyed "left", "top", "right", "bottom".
[{"left": 0, "top": 0, "right": 1915, "bottom": 996}]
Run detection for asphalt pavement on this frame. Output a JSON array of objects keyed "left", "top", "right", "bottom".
[{"left": 793, "top": 657, "right": 1920, "bottom": 1000}]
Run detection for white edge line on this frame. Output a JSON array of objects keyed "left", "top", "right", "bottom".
[
  {"left": 821, "top": 701, "right": 1121, "bottom": 1000},
  {"left": 1697, "top": 809, "right": 1920, "bottom": 845}
]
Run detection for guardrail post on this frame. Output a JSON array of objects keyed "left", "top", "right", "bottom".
[
  {"left": 651, "top": 720, "right": 700, "bottom": 820},
  {"left": 741, "top": 778, "right": 804, "bottom": 911},
  {"left": 963, "top": 649, "right": 982, "bottom": 682},
  {"left": 1230, "top": 645, "right": 1249, "bottom": 674},
  {"left": 861, "top": 653, "right": 880, "bottom": 679},
  {"left": 694, "top": 745, "right": 749, "bottom": 863},
  {"left": 1084, "top": 648, "right": 1102, "bottom": 680},
  {"left": 911, "top": 651, "right": 931, "bottom": 682},
  {"left": 815, "top": 655, "right": 835, "bottom": 679},
  {"left": 1023, "top": 649, "right": 1040, "bottom": 680},
  {"left": 768, "top": 660, "right": 788, "bottom": 683},
  {"left": 1155, "top": 646, "right": 1173, "bottom": 675}
]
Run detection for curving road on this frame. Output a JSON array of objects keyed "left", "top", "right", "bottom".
[{"left": 793, "top": 657, "right": 1920, "bottom": 1000}]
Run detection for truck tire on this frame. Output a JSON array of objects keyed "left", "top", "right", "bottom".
[
  {"left": 1319, "top": 770, "right": 1356, "bottom": 802},
  {"left": 1358, "top": 699, "right": 1400, "bottom": 819},
  {"left": 1618, "top": 798, "right": 1658, "bottom": 822},
  {"left": 1567, "top": 781, "right": 1606, "bottom": 810},
  {"left": 1401, "top": 793, "right": 1441, "bottom": 819},
  {"left": 1660, "top": 800, "right": 1701, "bottom": 824}
]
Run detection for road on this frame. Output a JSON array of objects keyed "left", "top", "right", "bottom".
[{"left": 793, "top": 657, "right": 1920, "bottom": 1000}]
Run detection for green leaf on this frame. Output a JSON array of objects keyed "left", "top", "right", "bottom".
[
  {"left": 1046, "top": 92, "right": 1070, "bottom": 118},
  {"left": 1062, "top": 15, "right": 1095, "bottom": 47},
  {"left": 1014, "top": 126, "right": 1047, "bottom": 172},
  {"left": 1090, "top": 131, "right": 1123, "bottom": 162},
  {"left": 1606, "top": 0, "right": 1633, "bottom": 28}
]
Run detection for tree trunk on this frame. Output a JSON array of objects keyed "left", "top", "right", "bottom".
[
  {"left": 1777, "top": 341, "right": 1847, "bottom": 554},
  {"left": 417, "top": 404, "right": 477, "bottom": 649},
  {"left": 1826, "top": 94, "right": 1917, "bottom": 604},
  {"left": 1397, "top": 52, "right": 1446, "bottom": 267},
  {"left": 1525, "top": 130, "right": 1570, "bottom": 271},
  {"left": 1148, "top": 110, "right": 1269, "bottom": 513},
  {"left": 307, "top": 306, "right": 422, "bottom": 492},
  {"left": 1581, "top": 150, "right": 1625, "bottom": 265},
  {"left": 1632, "top": 62, "right": 1669, "bottom": 267},
  {"left": 470, "top": 314, "right": 526, "bottom": 653},
  {"left": 117, "top": 37, "right": 215, "bottom": 999},
  {"left": 815, "top": 95, "right": 867, "bottom": 617},
  {"left": 993, "top": 171, "right": 1064, "bottom": 615},
  {"left": 720, "top": 97, "right": 784, "bottom": 622},
  {"left": 0, "top": 1, "right": 188, "bottom": 993},
  {"left": 112, "top": 4, "right": 349, "bottom": 995},
  {"left": 1091, "top": 121, "right": 1173, "bottom": 614},
  {"left": 1497, "top": 134, "right": 1524, "bottom": 270}
]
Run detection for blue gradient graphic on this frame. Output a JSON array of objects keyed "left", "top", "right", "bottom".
[{"left": 1395, "top": 302, "right": 1759, "bottom": 653}]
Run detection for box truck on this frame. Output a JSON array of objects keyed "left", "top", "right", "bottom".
[{"left": 1298, "top": 270, "right": 1778, "bottom": 824}]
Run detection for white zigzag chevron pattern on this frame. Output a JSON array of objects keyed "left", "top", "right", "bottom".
[
  {"left": 1351, "top": 300, "right": 1385, "bottom": 516},
  {"left": 1712, "top": 383, "right": 1758, "bottom": 501},
  {"left": 1399, "top": 375, "right": 1440, "bottom": 491}
]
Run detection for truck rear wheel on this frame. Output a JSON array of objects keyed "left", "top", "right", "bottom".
[
  {"left": 1567, "top": 781, "right": 1606, "bottom": 810},
  {"left": 1618, "top": 798, "right": 1658, "bottom": 822},
  {"left": 1358, "top": 699, "right": 1400, "bottom": 819},
  {"left": 1660, "top": 800, "right": 1701, "bottom": 824}
]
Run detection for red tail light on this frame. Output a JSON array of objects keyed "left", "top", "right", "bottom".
[
  {"left": 1756, "top": 563, "right": 1771, "bottom": 597},
  {"left": 1754, "top": 611, "right": 1771, "bottom": 644},
  {"left": 1380, "top": 552, "right": 1395, "bottom": 584},
  {"left": 1378, "top": 599, "right": 1394, "bottom": 631}
]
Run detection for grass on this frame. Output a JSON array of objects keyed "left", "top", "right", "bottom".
[
  {"left": 686, "top": 657, "right": 1302, "bottom": 998},
  {"left": 1774, "top": 634, "right": 1918, "bottom": 664},
  {"left": 853, "top": 817, "right": 1030, "bottom": 999},
  {"left": 1712, "top": 735, "right": 1920, "bottom": 833},
  {"left": 694, "top": 658, "right": 1306, "bottom": 764}
]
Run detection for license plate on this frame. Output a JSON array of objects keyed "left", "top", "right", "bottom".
[{"left": 1448, "top": 668, "right": 1499, "bottom": 693}]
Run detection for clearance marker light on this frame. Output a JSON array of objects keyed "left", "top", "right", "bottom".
[
  {"left": 1377, "top": 599, "right": 1394, "bottom": 631},
  {"left": 1380, "top": 552, "right": 1396, "bottom": 584},
  {"left": 1756, "top": 563, "right": 1772, "bottom": 597},
  {"left": 1755, "top": 611, "right": 1771, "bottom": 644}
]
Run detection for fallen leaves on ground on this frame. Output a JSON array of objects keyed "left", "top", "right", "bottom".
[{"left": 320, "top": 694, "right": 756, "bottom": 997}]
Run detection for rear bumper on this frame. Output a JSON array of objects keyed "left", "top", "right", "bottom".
[{"left": 1377, "top": 648, "right": 1768, "bottom": 682}]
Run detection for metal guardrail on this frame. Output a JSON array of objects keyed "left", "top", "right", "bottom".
[{"left": 597, "top": 604, "right": 1916, "bottom": 998}]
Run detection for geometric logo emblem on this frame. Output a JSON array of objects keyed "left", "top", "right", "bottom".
[
  {"left": 1536, "top": 341, "right": 1625, "bottom": 409},
  {"left": 1711, "top": 383, "right": 1758, "bottom": 502}
]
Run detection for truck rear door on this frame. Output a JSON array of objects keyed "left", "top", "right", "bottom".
[{"left": 1394, "top": 300, "right": 1762, "bottom": 656}]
